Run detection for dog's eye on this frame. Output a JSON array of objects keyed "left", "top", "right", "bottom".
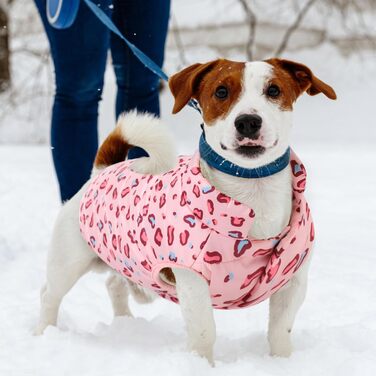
[
  {"left": 266, "top": 85, "right": 280, "bottom": 98},
  {"left": 215, "top": 86, "right": 228, "bottom": 99}
]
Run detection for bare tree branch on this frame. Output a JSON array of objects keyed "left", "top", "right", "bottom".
[
  {"left": 0, "top": 3, "right": 10, "bottom": 92},
  {"left": 238, "top": 0, "right": 257, "bottom": 60},
  {"left": 275, "top": 0, "right": 317, "bottom": 57},
  {"left": 12, "top": 47, "right": 50, "bottom": 59},
  {"left": 322, "top": 0, "right": 376, "bottom": 52},
  {"left": 0, "top": 0, "right": 14, "bottom": 12},
  {"left": 171, "top": 13, "right": 189, "bottom": 69},
  {"left": 0, "top": 53, "right": 51, "bottom": 119}
]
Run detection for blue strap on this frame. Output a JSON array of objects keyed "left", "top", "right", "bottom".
[
  {"left": 83, "top": 0, "right": 168, "bottom": 82},
  {"left": 199, "top": 133, "right": 291, "bottom": 179},
  {"left": 82, "top": 0, "right": 200, "bottom": 113}
]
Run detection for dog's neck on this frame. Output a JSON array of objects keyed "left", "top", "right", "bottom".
[
  {"left": 199, "top": 133, "right": 291, "bottom": 179},
  {"left": 199, "top": 158, "right": 292, "bottom": 240}
]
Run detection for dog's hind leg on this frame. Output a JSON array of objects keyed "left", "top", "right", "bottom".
[
  {"left": 34, "top": 247, "right": 95, "bottom": 335},
  {"left": 106, "top": 273, "right": 132, "bottom": 317},
  {"left": 127, "top": 280, "right": 156, "bottom": 304},
  {"left": 34, "top": 187, "right": 97, "bottom": 335},
  {"left": 268, "top": 255, "right": 311, "bottom": 357},
  {"left": 173, "top": 268, "right": 216, "bottom": 365}
]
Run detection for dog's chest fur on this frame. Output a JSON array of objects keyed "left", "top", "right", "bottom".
[{"left": 200, "top": 159, "right": 292, "bottom": 239}]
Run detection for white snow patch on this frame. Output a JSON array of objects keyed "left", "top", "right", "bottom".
[{"left": 0, "top": 143, "right": 375, "bottom": 375}]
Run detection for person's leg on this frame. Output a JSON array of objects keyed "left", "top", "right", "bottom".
[
  {"left": 111, "top": 0, "right": 171, "bottom": 159},
  {"left": 34, "top": 0, "right": 112, "bottom": 201}
]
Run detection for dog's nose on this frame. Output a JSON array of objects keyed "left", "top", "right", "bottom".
[{"left": 234, "top": 114, "right": 262, "bottom": 138}]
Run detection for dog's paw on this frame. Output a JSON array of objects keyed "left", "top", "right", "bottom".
[
  {"left": 270, "top": 345, "right": 292, "bottom": 358},
  {"left": 33, "top": 323, "right": 48, "bottom": 336},
  {"left": 189, "top": 345, "right": 215, "bottom": 366},
  {"left": 269, "top": 334, "right": 293, "bottom": 358}
]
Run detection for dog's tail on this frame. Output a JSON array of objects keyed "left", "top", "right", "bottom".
[{"left": 94, "top": 111, "right": 176, "bottom": 174}]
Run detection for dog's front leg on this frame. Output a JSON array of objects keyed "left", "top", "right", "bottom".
[
  {"left": 173, "top": 268, "right": 216, "bottom": 365},
  {"left": 268, "top": 257, "right": 311, "bottom": 357}
]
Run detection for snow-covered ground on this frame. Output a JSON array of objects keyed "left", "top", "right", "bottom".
[{"left": 1, "top": 141, "right": 376, "bottom": 375}]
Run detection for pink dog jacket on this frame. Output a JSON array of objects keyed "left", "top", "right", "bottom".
[{"left": 79, "top": 151, "right": 314, "bottom": 309}]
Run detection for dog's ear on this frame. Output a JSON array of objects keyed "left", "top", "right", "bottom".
[
  {"left": 169, "top": 60, "right": 219, "bottom": 114},
  {"left": 266, "top": 58, "right": 337, "bottom": 100}
]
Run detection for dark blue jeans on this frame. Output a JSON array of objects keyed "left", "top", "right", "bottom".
[{"left": 34, "top": 0, "right": 170, "bottom": 202}]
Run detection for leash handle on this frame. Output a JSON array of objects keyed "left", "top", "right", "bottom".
[{"left": 47, "top": 0, "right": 80, "bottom": 29}]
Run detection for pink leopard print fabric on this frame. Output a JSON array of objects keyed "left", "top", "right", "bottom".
[{"left": 79, "top": 151, "right": 314, "bottom": 309}]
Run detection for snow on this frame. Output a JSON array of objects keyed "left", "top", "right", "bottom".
[
  {"left": 1, "top": 140, "right": 376, "bottom": 375},
  {"left": 1, "top": 2, "right": 376, "bottom": 374}
]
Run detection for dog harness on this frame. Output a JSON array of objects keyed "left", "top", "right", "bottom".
[{"left": 79, "top": 151, "right": 314, "bottom": 309}]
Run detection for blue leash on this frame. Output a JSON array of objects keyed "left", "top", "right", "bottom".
[
  {"left": 83, "top": 0, "right": 169, "bottom": 82},
  {"left": 47, "top": 0, "right": 201, "bottom": 113}
]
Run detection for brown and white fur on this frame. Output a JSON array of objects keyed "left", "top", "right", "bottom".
[{"left": 35, "top": 58, "right": 336, "bottom": 364}]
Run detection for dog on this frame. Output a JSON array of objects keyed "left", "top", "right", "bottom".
[{"left": 35, "top": 58, "right": 336, "bottom": 364}]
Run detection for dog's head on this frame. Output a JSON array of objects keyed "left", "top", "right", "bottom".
[{"left": 169, "top": 58, "right": 336, "bottom": 168}]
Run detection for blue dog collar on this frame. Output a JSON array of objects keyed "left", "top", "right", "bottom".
[
  {"left": 47, "top": 0, "right": 80, "bottom": 29},
  {"left": 199, "top": 134, "right": 290, "bottom": 179}
]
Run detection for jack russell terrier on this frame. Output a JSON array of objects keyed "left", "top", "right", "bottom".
[{"left": 35, "top": 58, "right": 336, "bottom": 364}]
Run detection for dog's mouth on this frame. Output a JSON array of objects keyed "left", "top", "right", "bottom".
[
  {"left": 221, "top": 139, "right": 278, "bottom": 158},
  {"left": 236, "top": 144, "right": 266, "bottom": 158}
]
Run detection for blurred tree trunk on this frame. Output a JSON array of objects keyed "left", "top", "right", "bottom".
[{"left": 0, "top": 4, "right": 10, "bottom": 92}]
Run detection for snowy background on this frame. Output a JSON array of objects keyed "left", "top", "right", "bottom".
[{"left": 1, "top": 1, "right": 376, "bottom": 375}]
